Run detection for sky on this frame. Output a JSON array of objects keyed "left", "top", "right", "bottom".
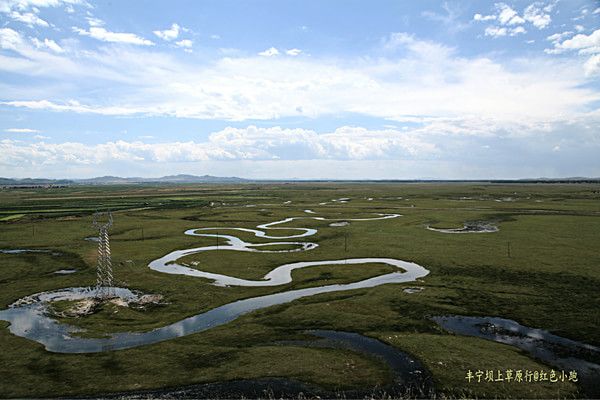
[{"left": 0, "top": 0, "right": 599, "bottom": 179}]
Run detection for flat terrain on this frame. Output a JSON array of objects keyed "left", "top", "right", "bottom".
[{"left": 0, "top": 183, "right": 599, "bottom": 398}]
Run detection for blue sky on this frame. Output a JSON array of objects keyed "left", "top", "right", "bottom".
[{"left": 1, "top": 0, "right": 599, "bottom": 179}]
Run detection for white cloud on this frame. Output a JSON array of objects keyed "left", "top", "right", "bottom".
[
  {"left": 583, "top": 54, "right": 600, "bottom": 76},
  {"left": 547, "top": 31, "right": 573, "bottom": 43},
  {"left": 477, "top": 2, "right": 553, "bottom": 36},
  {"left": 546, "top": 29, "right": 600, "bottom": 74},
  {"left": 0, "top": 125, "right": 437, "bottom": 167},
  {"left": 258, "top": 47, "right": 279, "bottom": 57},
  {"left": 285, "top": 48, "right": 302, "bottom": 56},
  {"left": 210, "top": 34, "right": 220, "bottom": 40},
  {"left": 0, "top": 0, "right": 85, "bottom": 22},
  {"left": 8, "top": 10, "right": 49, "bottom": 26},
  {"left": 555, "top": 30, "right": 600, "bottom": 52},
  {"left": 473, "top": 13, "right": 496, "bottom": 21},
  {"left": 33, "top": 134, "right": 50, "bottom": 140},
  {"left": 0, "top": 0, "right": 84, "bottom": 10},
  {"left": 594, "top": 8, "right": 600, "bottom": 15},
  {"left": 31, "top": 37, "right": 64, "bottom": 53},
  {"left": 485, "top": 26, "right": 507, "bottom": 37},
  {"left": 523, "top": 3, "right": 551, "bottom": 29},
  {"left": 0, "top": 27, "right": 23, "bottom": 50},
  {"left": 73, "top": 26, "right": 154, "bottom": 46},
  {"left": 153, "top": 23, "right": 180, "bottom": 41},
  {"left": 575, "top": 25, "right": 585, "bottom": 33},
  {"left": 496, "top": 3, "right": 525, "bottom": 25},
  {"left": 1, "top": 32, "right": 598, "bottom": 125},
  {"left": 85, "top": 17, "right": 104, "bottom": 27},
  {"left": 0, "top": 0, "right": 78, "bottom": 12},
  {"left": 0, "top": 99, "right": 145, "bottom": 115},
  {"left": 4, "top": 128, "right": 40, "bottom": 133},
  {"left": 510, "top": 26, "right": 527, "bottom": 36},
  {"left": 175, "top": 39, "right": 192, "bottom": 48}
]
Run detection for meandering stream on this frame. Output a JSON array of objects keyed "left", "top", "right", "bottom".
[{"left": 0, "top": 212, "right": 432, "bottom": 353}]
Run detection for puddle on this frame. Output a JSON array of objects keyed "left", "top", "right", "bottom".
[
  {"left": 53, "top": 269, "right": 77, "bottom": 274},
  {"left": 426, "top": 222, "right": 498, "bottom": 234},
  {"left": 433, "top": 315, "right": 600, "bottom": 397},
  {"left": 331, "top": 197, "right": 350, "bottom": 203},
  {"left": 329, "top": 221, "right": 349, "bottom": 227},
  {"left": 402, "top": 287, "right": 424, "bottom": 294},
  {"left": 84, "top": 237, "right": 100, "bottom": 242},
  {"left": 0, "top": 249, "right": 52, "bottom": 254},
  {"left": 303, "top": 209, "right": 315, "bottom": 214}
]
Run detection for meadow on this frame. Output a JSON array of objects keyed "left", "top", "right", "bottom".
[{"left": 0, "top": 182, "right": 599, "bottom": 398}]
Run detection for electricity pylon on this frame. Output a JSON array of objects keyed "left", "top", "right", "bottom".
[{"left": 93, "top": 212, "right": 114, "bottom": 298}]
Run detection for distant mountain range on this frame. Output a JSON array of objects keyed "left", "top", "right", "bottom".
[
  {"left": 0, "top": 175, "right": 599, "bottom": 186},
  {"left": 0, "top": 174, "right": 249, "bottom": 186}
]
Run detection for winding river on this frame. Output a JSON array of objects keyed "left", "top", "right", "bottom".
[{"left": 0, "top": 212, "right": 431, "bottom": 353}]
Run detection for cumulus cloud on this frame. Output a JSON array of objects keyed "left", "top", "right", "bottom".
[
  {"left": 153, "top": 23, "right": 180, "bottom": 41},
  {"left": 545, "top": 29, "right": 600, "bottom": 75},
  {"left": 485, "top": 26, "right": 525, "bottom": 37},
  {"left": 175, "top": 39, "right": 192, "bottom": 48},
  {"left": 3, "top": 117, "right": 600, "bottom": 180},
  {"left": 0, "top": 125, "right": 439, "bottom": 167},
  {"left": 523, "top": 3, "right": 552, "bottom": 29},
  {"left": 0, "top": 27, "right": 23, "bottom": 50},
  {"left": 485, "top": 26, "right": 507, "bottom": 37},
  {"left": 547, "top": 31, "right": 573, "bottom": 44},
  {"left": 496, "top": 3, "right": 525, "bottom": 25},
  {"left": 473, "top": 13, "right": 496, "bottom": 21},
  {"left": 553, "top": 29, "right": 600, "bottom": 53},
  {"left": 0, "top": 0, "right": 84, "bottom": 11},
  {"left": 0, "top": 0, "right": 85, "bottom": 26},
  {"left": 73, "top": 26, "right": 154, "bottom": 46},
  {"left": 258, "top": 47, "right": 279, "bottom": 57},
  {"left": 285, "top": 48, "right": 302, "bottom": 56},
  {"left": 476, "top": 2, "right": 553, "bottom": 37}
]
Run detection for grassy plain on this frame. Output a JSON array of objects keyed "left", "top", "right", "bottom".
[{"left": 0, "top": 183, "right": 599, "bottom": 398}]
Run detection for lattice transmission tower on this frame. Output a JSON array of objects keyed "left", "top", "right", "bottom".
[{"left": 93, "top": 211, "right": 114, "bottom": 298}]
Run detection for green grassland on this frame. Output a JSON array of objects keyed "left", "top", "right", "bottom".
[{"left": 0, "top": 183, "right": 599, "bottom": 398}]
